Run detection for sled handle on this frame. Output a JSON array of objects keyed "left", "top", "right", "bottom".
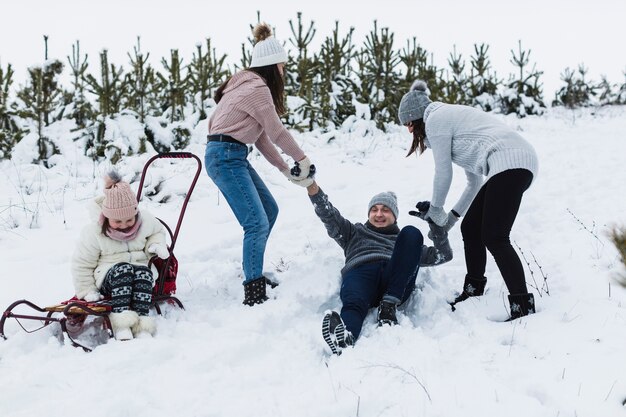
[{"left": 136, "top": 152, "right": 202, "bottom": 251}]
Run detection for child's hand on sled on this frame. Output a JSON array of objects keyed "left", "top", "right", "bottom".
[
  {"left": 148, "top": 243, "right": 170, "bottom": 259},
  {"left": 84, "top": 291, "right": 103, "bottom": 302}
]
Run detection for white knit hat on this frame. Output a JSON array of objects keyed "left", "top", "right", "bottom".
[
  {"left": 250, "top": 23, "right": 288, "bottom": 68},
  {"left": 101, "top": 171, "right": 138, "bottom": 220}
]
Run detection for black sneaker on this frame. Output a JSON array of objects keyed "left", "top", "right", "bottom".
[
  {"left": 377, "top": 301, "right": 398, "bottom": 326},
  {"left": 321, "top": 311, "right": 354, "bottom": 355}
]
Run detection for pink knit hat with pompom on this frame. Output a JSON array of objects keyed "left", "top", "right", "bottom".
[{"left": 101, "top": 171, "right": 138, "bottom": 220}]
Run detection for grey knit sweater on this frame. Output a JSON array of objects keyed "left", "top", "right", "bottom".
[
  {"left": 309, "top": 189, "right": 453, "bottom": 275},
  {"left": 423, "top": 102, "right": 539, "bottom": 216}
]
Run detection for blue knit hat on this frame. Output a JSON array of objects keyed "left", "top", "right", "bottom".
[
  {"left": 398, "top": 80, "right": 432, "bottom": 125},
  {"left": 368, "top": 191, "right": 399, "bottom": 220}
]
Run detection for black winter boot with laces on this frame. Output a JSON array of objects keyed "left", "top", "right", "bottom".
[
  {"left": 450, "top": 274, "right": 487, "bottom": 311},
  {"left": 377, "top": 300, "right": 398, "bottom": 326},
  {"left": 243, "top": 277, "right": 268, "bottom": 306}
]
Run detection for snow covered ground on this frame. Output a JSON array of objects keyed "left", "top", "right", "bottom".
[{"left": 1, "top": 106, "right": 625, "bottom": 417}]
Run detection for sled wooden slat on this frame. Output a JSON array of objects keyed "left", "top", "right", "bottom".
[{"left": 44, "top": 304, "right": 110, "bottom": 314}]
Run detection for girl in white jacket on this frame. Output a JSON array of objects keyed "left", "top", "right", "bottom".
[
  {"left": 72, "top": 172, "right": 167, "bottom": 340},
  {"left": 398, "top": 80, "right": 539, "bottom": 321}
]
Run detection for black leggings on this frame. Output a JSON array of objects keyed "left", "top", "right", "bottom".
[{"left": 460, "top": 169, "right": 533, "bottom": 295}]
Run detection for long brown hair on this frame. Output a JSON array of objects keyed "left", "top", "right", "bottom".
[
  {"left": 405, "top": 118, "right": 427, "bottom": 157},
  {"left": 214, "top": 65, "right": 286, "bottom": 116}
]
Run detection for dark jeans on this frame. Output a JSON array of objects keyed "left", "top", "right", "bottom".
[
  {"left": 460, "top": 169, "right": 533, "bottom": 295},
  {"left": 101, "top": 262, "right": 155, "bottom": 315},
  {"left": 205, "top": 142, "right": 279, "bottom": 283},
  {"left": 340, "top": 226, "right": 423, "bottom": 339}
]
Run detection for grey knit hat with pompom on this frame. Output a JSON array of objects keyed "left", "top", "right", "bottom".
[{"left": 398, "top": 80, "right": 432, "bottom": 125}]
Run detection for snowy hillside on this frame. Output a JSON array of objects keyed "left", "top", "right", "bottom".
[{"left": 1, "top": 107, "right": 625, "bottom": 417}]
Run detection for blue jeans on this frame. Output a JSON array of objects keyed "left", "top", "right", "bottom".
[
  {"left": 205, "top": 142, "right": 279, "bottom": 283},
  {"left": 340, "top": 226, "right": 423, "bottom": 339}
]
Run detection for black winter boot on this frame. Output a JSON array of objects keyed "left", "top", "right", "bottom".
[
  {"left": 450, "top": 275, "right": 487, "bottom": 311},
  {"left": 377, "top": 301, "right": 398, "bottom": 326},
  {"left": 243, "top": 277, "right": 268, "bottom": 306},
  {"left": 321, "top": 311, "right": 354, "bottom": 355},
  {"left": 505, "top": 293, "right": 536, "bottom": 321}
]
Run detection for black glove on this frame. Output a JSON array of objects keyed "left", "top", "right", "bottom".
[{"left": 408, "top": 200, "right": 430, "bottom": 219}]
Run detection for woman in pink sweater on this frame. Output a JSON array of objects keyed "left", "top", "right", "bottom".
[{"left": 206, "top": 23, "right": 314, "bottom": 306}]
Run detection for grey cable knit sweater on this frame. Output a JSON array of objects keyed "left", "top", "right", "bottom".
[
  {"left": 423, "top": 102, "right": 539, "bottom": 216},
  {"left": 309, "top": 189, "right": 453, "bottom": 275}
]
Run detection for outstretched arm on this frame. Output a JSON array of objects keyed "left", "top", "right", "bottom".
[{"left": 307, "top": 180, "right": 355, "bottom": 250}]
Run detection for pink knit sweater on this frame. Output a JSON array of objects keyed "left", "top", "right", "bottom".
[{"left": 208, "top": 71, "right": 306, "bottom": 171}]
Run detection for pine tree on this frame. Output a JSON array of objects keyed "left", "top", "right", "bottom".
[
  {"left": 84, "top": 49, "right": 126, "bottom": 159},
  {"left": 398, "top": 37, "right": 427, "bottom": 90},
  {"left": 15, "top": 36, "right": 63, "bottom": 165},
  {"left": 500, "top": 40, "right": 545, "bottom": 117},
  {"left": 0, "top": 62, "right": 24, "bottom": 159},
  {"left": 85, "top": 49, "right": 126, "bottom": 118},
  {"left": 158, "top": 49, "right": 187, "bottom": 123},
  {"left": 356, "top": 21, "right": 402, "bottom": 130},
  {"left": 398, "top": 38, "right": 446, "bottom": 102},
  {"left": 66, "top": 40, "right": 94, "bottom": 129},
  {"left": 316, "top": 22, "right": 356, "bottom": 129},
  {"left": 596, "top": 75, "right": 616, "bottom": 106},
  {"left": 416, "top": 52, "right": 446, "bottom": 102},
  {"left": 468, "top": 43, "right": 500, "bottom": 111},
  {"left": 187, "top": 38, "right": 230, "bottom": 120},
  {"left": 445, "top": 45, "right": 471, "bottom": 104},
  {"left": 285, "top": 12, "right": 318, "bottom": 130},
  {"left": 124, "top": 37, "right": 159, "bottom": 123},
  {"left": 552, "top": 64, "right": 597, "bottom": 108}
]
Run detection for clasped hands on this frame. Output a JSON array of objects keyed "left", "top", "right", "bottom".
[{"left": 282, "top": 156, "right": 316, "bottom": 187}]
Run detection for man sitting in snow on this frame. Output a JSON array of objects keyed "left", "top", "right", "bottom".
[{"left": 303, "top": 180, "right": 453, "bottom": 355}]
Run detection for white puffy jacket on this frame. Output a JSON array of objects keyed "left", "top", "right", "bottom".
[{"left": 71, "top": 196, "right": 166, "bottom": 299}]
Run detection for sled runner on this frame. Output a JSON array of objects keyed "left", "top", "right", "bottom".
[{"left": 0, "top": 152, "right": 202, "bottom": 351}]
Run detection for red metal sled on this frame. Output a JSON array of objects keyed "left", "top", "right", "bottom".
[{"left": 0, "top": 152, "right": 202, "bottom": 351}]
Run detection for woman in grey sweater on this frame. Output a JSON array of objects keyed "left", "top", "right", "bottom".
[{"left": 398, "top": 80, "right": 538, "bottom": 321}]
